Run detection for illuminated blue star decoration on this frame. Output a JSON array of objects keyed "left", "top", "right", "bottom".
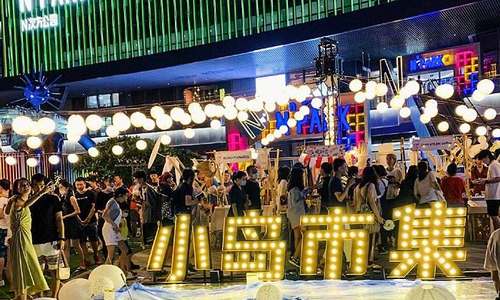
[{"left": 13, "top": 71, "right": 61, "bottom": 112}]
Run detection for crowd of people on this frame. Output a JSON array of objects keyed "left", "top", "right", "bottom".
[{"left": 1, "top": 148, "right": 500, "bottom": 299}]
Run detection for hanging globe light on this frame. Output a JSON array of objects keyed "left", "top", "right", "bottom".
[
  {"left": 425, "top": 99, "right": 438, "bottom": 108},
  {"left": 184, "top": 128, "right": 195, "bottom": 139},
  {"left": 279, "top": 125, "right": 289, "bottom": 134},
  {"left": 5, "top": 156, "right": 16, "bottom": 166},
  {"left": 136, "top": 139, "right": 147, "bottom": 150},
  {"left": 156, "top": 115, "right": 173, "bottom": 130},
  {"left": 390, "top": 95, "right": 404, "bottom": 109},
  {"left": 349, "top": 79, "right": 363, "bottom": 93},
  {"left": 399, "top": 107, "right": 411, "bottom": 118},
  {"left": 222, "top": 96, "right": 236, "bottom": 107},
  {"left": 437, "top": 121, "right": 449, "bottom": 132},
  {"left": 311, "top": 98, "right": 323, "bottom": 109},
  {"left": 267, "top": 133, "right": 275, "bottom": 142},
  {"left": 66, "top": 131, "right": 82, "bottom": 143},
  {"left": 477, "top": 79, "right": 495, "bottom": 95},
  {"left": 210, "top": 119, "right": 222, "bottom": 129},
  {"left": 235, "top": 98, "right": 249, "bottom": 111},
  {"left": 187, "top": 102, "right": 202, "bottom": 115},
  {"left": 376, "top": 102, "right": 389, "bottom": 113},
  {"left": 435, "top": 84, "right": 455, "bottom": 99},
  {"left": 204, "top": 104, "right": 218, "bottom": 118},
  {"left": 143, "top": 118, "right": 156, "bottom": 131},
  {"left": 261, "top": 138, "right": 269, "bottom": 146},
  {"left": 150, "top": 106, "right": 165, "bottom": 119},
  {"left": 463, "top": 109, "right": 478, "bottom": 122},
  {"left": 484, "top": 108, "right": 497, "bottom": 121},
  {"left": 459, "top": 123, "right": 471, "bottom": 134},
  {"left": 160, "top": 135, "right": 171, "bottom": 145},
  {"left": 248, "top": 99, "right": 264, "bottom": 112},
  {"left": 493, "top": 128, "right": 500, "bottom": 138},
  {"left": 105, "top": 125, "right": 119, "bottom": 138},
  {"left": 179, "top": 114, "right": 192, "bottom": 126},
  {"left": 130, "top": 112, "right": 147, "bottom": 127},
  {"left": 455, "top": 105, "right": 468, "bottom": 117},
  {"left": 299, "top": 105, "right": 310, "bottom": 116},
  {"left": 471, "top": 90, "right": 486, "bottom": 102},
  {"left": 419, "top": 114, "right": 431, "bottom": 124},
  {"left": 170, "top": 107, "right": 185, "bottom": 122},
  {"left": 298, "top": 84, "right": 311, "bottom": 99},
  {"left": 37, "top": 117, "right": 56, "bottom": 135},
  {"left": 27, "top": 136, "right": 42, "bottom": 149},
  {"left": 191, "top": 111, "right": 207, "bottom": 124},
  {"left": 287, "top": 118, "right": 297, "bottom": 128},
  {"left": 475, "top": 126, "right": 487, "bottom": 136},
  {"left": 354, "top": 91, "right": 366, "bottom": 104},
  {"left": 112, "top": 145, "right": 124, "bottom": 156},
  {"left": 223, "top": 107, "right": 238, "bottom": 120},
  {"left": 365, "top": 81, "right": 377, "bottom": 94},
  {"left": 424, "top": 106, "right": 439, "bottom": 118},
  {"left": 265, "top": 102, "right": 276, "bottom": 113},
  {"left": 273, "top": 129, "right": 282, "bottom": 139},
  {"left": 67, "top": 153, "right": 79, "bottom": 164},
  {"left": 294, "top": 111, "right": 305, "bottom": 121},
  {"left": 112, "top": 112, "right": 131, "bottom": 132},
  {"left": 85, "top": 114, "right": 103, "bottom": 131},
  {"left": 88, "top": 147, "right": 99, "bottom": 158},
  {"left": 48, "top": 155, "right": 60, "bottom": 165},
  {"left": 26, "top": 157, "right": 38, "bottom": 168},
  {"left": 405, "top": 80, "right": 421, "bottom": 96},
  {"left": 237, "top": 111, "right": 249, "bottom": 122},
  {"left": 375, "top": 82, "right": 388, "bottom": 97}
]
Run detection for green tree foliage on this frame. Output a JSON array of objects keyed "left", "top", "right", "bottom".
[{"left": 73, "top": 136, "right": 197, "bottom": 183}]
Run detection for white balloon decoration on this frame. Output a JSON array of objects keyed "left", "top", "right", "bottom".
[
  {"left": 375, "top": 82, "right": 388, "bottom": 97},
  {"left": 475, "top": 126, "right": 487, "bottom": 136},
  {"left": 354, "top": 91, "right": 366, "bottom": 104},
  {"left": 38, "top": 117, "right": 56, "bottom": 135},
  {"left": 88, "top": 147, "right": 99, "bottom": 158},
  {"left": 455, "top": 105, "right": 468, "bottom": 117},
  {"left": 222, "top": 96, "right": 236, "bottom": 107},
  {"left": 184, "top": 128, "right": 195, "bottom": 139},
  {"left": 67, "top": 154, "right": 79, "bottom": 164},
  {"left": 437, "top": 121, "right": 449, "bottom": 132},
  {"left": 136, "top": 139, "right": 147, "bottom": 150},
  {"left": 210, "top": 119, "right": 222, "bottom": 129},
  {"left": 105, "top": 125, "right": 119, "bottom": 138},
  {"left": 477, "top": 79, "right": 495, "bottom": 95},
  {"left": 48, "top": 155, "right": 60, "bottom": 165},
  {"left": 459, "top": 123, "right": 471, "bottom": 134},
  {"left": 112, "top": 145, "right": 124, "bottom": 156},
  {"left": 484, "top": 108, "right": 497, "bottom": 120},
  {"left": 143, "top": 118, "right": 156, "bottom": 131},
  {"left": 349, "top": 79, "right": 363, "bottom": 93},
  {"left": 160, "top": 135, "right": 171, "bottom": 145},
  {"left": 390, "top": 95, "right": 404, "bottom": 109},
  {"left": 376, "top": 102, "right": 389, "bottom": 113},
  {"left": 112, "top": 112, "right": 131, "bottom": 132},
  {"left": 26, "top": 157, "right": 38, "bottom": 167},
  {"left": 27, "top": 136, "right": 42, "bottom": 149},
  {"left": 130, "top": 112, "right": 147, "bottom": 127},
  {"left": 399, "top": 107, "right": 411, "bottom": 118},
  {"left": 435, "top": 84, "right": 455, "bottom": 99},
  {"left": 471, "top": 90, "right": 486, "bottom": 102},
  {"left": 156, "top": 115, "right": 173, "bottom": 130},
  {"left": 85, "top": 114, "right": 103, "bottom": 131},
  {"left": 12, "top": 116, "right": 33, "bottom": 136},
  {"left": 5, "top": 156, "right": 16, "bottom": 166}
]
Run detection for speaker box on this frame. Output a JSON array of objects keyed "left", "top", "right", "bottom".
[{"left": 210, "top": 269, "right": 223, "bottom": 283}]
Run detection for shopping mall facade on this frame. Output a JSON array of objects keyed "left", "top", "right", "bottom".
[{"left": 0, "top": 0, "right": 499, "bottom": 170}]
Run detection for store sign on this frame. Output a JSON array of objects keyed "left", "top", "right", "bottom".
[
  {"left": 409, "top": 53, "right": 454, "bottom": 73},
  {"left": 411, "top": 135, "right": 454, "bottom": 151},
  {"left": 19, "top": 0, "right": 85, "bottom": 32},
  {"left": 148, "top": 202, "right": 466, "bottom": 282}
]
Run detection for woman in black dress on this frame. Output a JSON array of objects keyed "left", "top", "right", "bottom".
[{"left": 58, "top": 180, "right": 86, "bottom": 270}]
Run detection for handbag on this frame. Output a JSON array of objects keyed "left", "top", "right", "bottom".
[{"left": 57, "top": 250, "right": 70, "bottom": 280}]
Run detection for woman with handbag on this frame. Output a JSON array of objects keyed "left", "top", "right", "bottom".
[
  {"left": 414, "top": 161, "right": 445, "bottom": 206},
  {"left": 353, "top": 167, "right": 384, "bottom": 266}
]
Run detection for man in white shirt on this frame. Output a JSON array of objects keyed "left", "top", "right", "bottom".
[
  {"left": 0, "top": 179, "right": 10, "bottom": 287},
  {"left": 476, "top": 150, "right": 500, "bottom": 233}
]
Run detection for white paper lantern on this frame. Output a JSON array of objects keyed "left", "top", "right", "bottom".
[
  {"left": 204, "top": 104, "right": 217, "bottom": 118},
  {"left": 463, "top": 109, "right": 478, "bottom": 122},
  {"left": 311, "top": 97, "right": 323, "bottom": 109},
  {"left": 455, "top": 105, "right": 468, "bottom": 116},
  {"left": 298, "top": 84, "right": 311, "bottom": 99},
  {"left": 273, "top": 130, "right": 282, "bottom": 139},
  {"left": 399, "top": 107, "right": 411, "bottom": 118},
  {"left": 130, "top": 112, "right": 146, "bottom": 127},
  {"left": 267, "top": 133, "right": 275, "bottom": 142},
  {"left": 112, "top": 145, "right": 124, "bottom": 156},
  {"left": 187, "top": 103, "right": 202, "bottom": 115},
  {"left": 170, "top": 107, "right": 185, "bottom": 122},
  {"left": 424, "top": 106, "right": 439, "bottom": 118},
  {"left": 112, "top": 112, "right": 131, "bottom": 131},
  {"left": 68, "top": 114, "right": 85, "bottom": 126},
  {"left": 88, "top": 147, "right": 99, "bottom": 158},
  {"left": 419, "top": 114, "right": 431, "bottom": 124},
  {"left": 5, "top": 156, "right": 16, "bottom": 166},
  {"left": 136, "top": 140, "right": 147, "bottom": 150},
  {"left": 12, "top": 116, "right": 33, "bottom": 136},
  {"left": 484, "top": 108, "right": 497, "bottom": 120},
  {"left": 160, "top": 135, "right": 171, "bottom": 145},
  {"left": 235, "top": 98, "right": 249, "bottom": 111},
  {"left": 404, "top": 284, "right": 455, "bottom": 300},
  {"left": 390, "top": 95, "right": 404, "bottom": 109},
  {"left": 67, "top": 154, "right": 79, "bottom": 164},
  {"left": 376, "top": 102, "right": 389, "bottom": 113},
  {"left": 26, "top": 157, "right": 38, "bottom": 167},
  {"left": 265, "top": 102, "right": 276, "bottom": 113},
  {"left": 299, "top": 105, "right": 310, "bottom": 116},
  {"left": 349, "top": 79, "right": 363, "bottom": 92},
  {"left": 475, "top": 126, "right": 487, "bottom": 136},
  {"left": 105, "top": 125, "right": 119, "bottom": 138},
  {"left": 365, "top": 80, "right": 377, "bottom": 94},
  {"left": 459, "top": 123, "right": 471, "bottom": 134},
  {"left": 279, "top": 125, "right": 288, "bottom": 134},
  {"left": 405, "top": 80, "right": 420, "bottom": 95},
  {"left": 191, "top": 111, "right": 207, "bottom": 124},
  {"left": 27, "top": 136, "right": 42, "bottom": 149},
  {"left": 237, "top": 111, "right": 249, "bottom": 122},
  {"left": 435, "top": 84, "right": 455, "bottom": 99},
  {"left": 48, "top": 155, "right": 60, "bottom": 165},
  {"left": 399, "top": 86, "right": 412, "bottom": 99},
  {"left": 222, "top": 96, "right": 236, "bottom": 107},
  {"left": 287, "top": 118, "right": 297, "bottom": 128},
  {"left": 179, "top": 114, "right": 192, "bottom": 126},
  {"left": 261, "top": 138, "right": 269, "bottom": 146},
  {"left": 223, "top": 107, "right": 238, "bottom": 120},
  {"left": 493, "top": 128, "right": 500, "bottom": 138},
  {"left": 425, "top": 99, "right": 438, "bottom": 108},
  {"left": 375, "top": 82, "right": 388, "bottom": 97},
  {"left": 477, "top": 79, "right": 495, "bottom": 95},
  {"left": 38, "top": 117, "right": 56, "bottom": 135},
  {"left": 214, "top": 105, "right": 225, "bottom": 118},
  {"left": 437, "top": 121, "right": 449, "bottom": 132},
  {"left": 85, "top": 114, "right": 103, "bottom": 131},
  {"left": 210, "top": 119, "right": 221, "bottom": 129},
  {"left": 66, "top": 121, "right": 87, "bottom": 136},
  {"left": 156, "top": 115, "right": 173, "bottom": 130},
  {"left": 143, "top": 118, "right": 156, "bottom": 131},
  {"left": 58, "top": 278, "right": 92, "bottom": 300},
  {"left": 354, "top": 91, "right": 366, "bottom": 103},
  {"left": 184, "top": 128, "right": 195, "bottom": 139},
  {"left": 471, "top": 90, "right": 486, "bottom": 102},
  {"left": 67, "top": 131, "right": 82, "bottom": 143},
  {"left": 249, "top": 99, "right": 264, "bottom": 112},
  {"left": 294, "top": 111, "right": 304, "bottom": 121}
]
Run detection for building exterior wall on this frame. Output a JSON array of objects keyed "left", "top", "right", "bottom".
[{"left": 1, "top": 0, "right": 396, "bottom": 77}]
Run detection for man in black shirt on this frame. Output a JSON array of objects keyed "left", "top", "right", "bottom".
[
  {"left": 318, "top": 162, "right": 332, "bottom": 212},
  {"left": 328, "top": 158, "right": 355, "bottom": 207},
  {"left": 30, "top": 174, "right": 64, "bottom": 297},
  {"left": 74, "top": 177, "right": 102, "bottom": 265},
  {"left": 245, "top": 166, "right": 261, "bottom": 210},
  {"left": 228, "top": 171, "right": 247, "bottom": 216},
  {"left": 173, "top": 169, "right": 196, "bottom": 215},
  {"left": 134, "top": 170, "right": 160, "bottom": 245}
]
